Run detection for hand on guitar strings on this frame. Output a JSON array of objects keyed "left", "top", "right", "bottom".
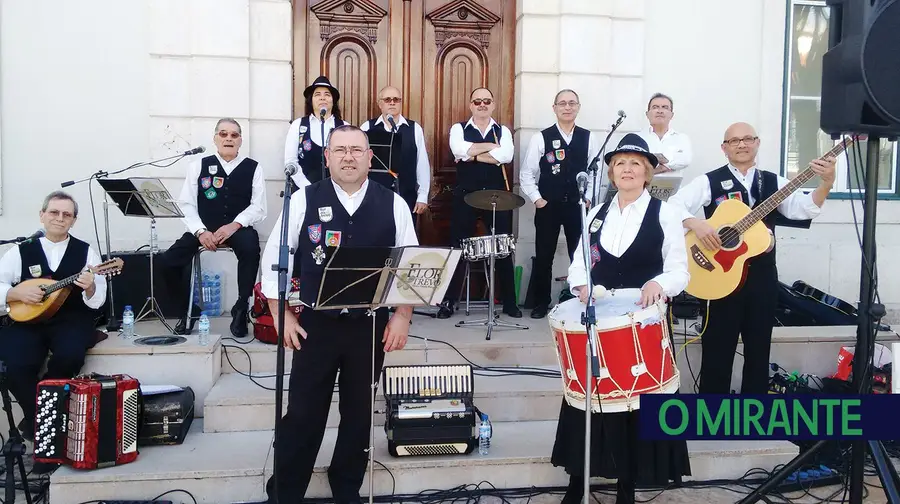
[
  {"left": 640, "top": 281, "right": 665, "bottom": 308},
  {"left": 74, "top": 270, "right": 96, "bottom": 297},
  {"left": 7, "top": 283, "right": 45, "bottom": 305},
  {"left": 686, "top": 218, "right": 721, "bottom": 251}
]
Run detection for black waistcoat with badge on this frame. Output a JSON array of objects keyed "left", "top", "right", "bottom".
[
  {"left": 455, "top": 121, "right": 506, "bottom": 191},
  {"left": 196, "top": 155, "right": 258, "bottom": 232},
  {"left": 588, "top": 197, "right": 664, "bottom": 289},
  {"left": 298, "top": 115, "right": 346, "bottom": 184},
  {"left": 363, "top": 118, "right": 419, "bottom": 203},
  {"left": 292, "top": 180, "right": 397, "bottom": 317},
  {"left": 18, "top": 236, "right": 93, "bottom": 316},
  {"left": 703, "top": 165, "right": 812, "bottom": 267},
  {"left": 538, "top": 125, "right": 590, "bottom": 203}
]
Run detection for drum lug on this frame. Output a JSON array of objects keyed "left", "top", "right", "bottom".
[
  {"left": 597, "top": 366, "right": 610, "bottom": 379},
  {"left": 631, "top": 363, "right": 647, "bottom": 377}
]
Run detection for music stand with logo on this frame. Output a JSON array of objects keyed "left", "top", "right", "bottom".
[{"left": 97, "top": 177, "right": 183, "bottom": 332}]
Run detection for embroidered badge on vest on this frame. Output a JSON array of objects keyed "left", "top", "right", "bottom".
[
  {"left": 589, "top": 218, "right": 602, "bottom": 233},
  {"left": 312, "top": 245, "right": 326, "bottom": 265},
  {"left": 552, "top": 139, "right": 561, "bottom": 149},
  {"left": 201, "top": 177, "right": 212, "bottom": 189},
  {"left": 721, "top": 179, "right": 734, "bottom": 190},
  {"left": 555, "top": 149, "right": 566, "bottom": 161},
  {"left": 545, "top": 152, "right": 556, "bottom": 163},
  {"left": 590, "top": 244, "right": 601, "bottom": 266},
  {"left": 325, "top": 230, "right": 342, "bottom": 247},
  {"left": 209, "top": 165, "right": 218, "bottom": 175},
  {"left": 300, "top": 125, "right": 308, "bottom": 134},
  {"left": 212, "top": 177, "right": 224, "bottom": 188},
  {"left": 318, "top": 206, "right": 333, "bottom": 223},
  {"left": 715, "top": 195, "right": 727, "bottom": 206},
  {"left": 204, "top": 188, "right": 217, "bottom": 199},
  {"left": 28, "top": 264, "right": 42, "bottom": 278},
  {"left": 303, "top": 139, "right": 313, "bottom": 151},
  {"left": 727, "top": 191, "right": 743, "bottom": 202},
  {"left": 308, "top": 224, "right": 322, "bottom": 244},
  {"left": 551, "top": 164, "right": 561, "bottom": 175}
]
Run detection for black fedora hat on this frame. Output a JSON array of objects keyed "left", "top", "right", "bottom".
[
  {"left": 603, "top": 133, "right": 659, "bottom": 168},
  {"left": 304, "top": 75, "right": 340, "bottom": 102}
]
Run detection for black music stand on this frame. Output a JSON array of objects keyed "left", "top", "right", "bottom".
[
  {"left": 0, "top": 361, "right": 33, "bottom": 504},
  {"left": 314, "top": 245, "right": 462, "bottom": 504},
  {"left": 97, "top": 177, "right": 183, "bottom": 332},
  {"left": 365, "top": 125, "right": 401, "bottom": 193}
]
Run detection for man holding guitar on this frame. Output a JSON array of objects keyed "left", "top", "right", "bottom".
[
  {"left": 0, "top": 191, "right": 107, "bottom": 466},
  {"left": 667, "top": 122, "right": 836, "bottom": 395}
]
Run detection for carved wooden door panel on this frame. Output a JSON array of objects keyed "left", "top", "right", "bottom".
[{"left": 294, "top": 0, "right": 516, "bottom": 246}]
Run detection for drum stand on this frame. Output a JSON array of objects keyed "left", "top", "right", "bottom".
[{"left": 455, "top": 198, "right": 527, "bottom": 340}]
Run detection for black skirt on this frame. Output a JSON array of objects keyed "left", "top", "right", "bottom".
[{"left": 550, "top": 399, "right": 691, "bottom": 485}]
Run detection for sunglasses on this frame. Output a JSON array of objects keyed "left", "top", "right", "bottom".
[
  {"left": 218, "top": 131, "right": 241, "bottom": 139},
  {"left": 381, "top": 97, "right": 402, "bottom": 104},
  {"left": 471, "top": 98, "right": 493, "bottom": 106}
]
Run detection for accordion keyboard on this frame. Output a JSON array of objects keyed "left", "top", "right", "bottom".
[
  {"left": 383, "top": 364, "right": 473, "bottom": 398},
  {"left": 34, "top": 385, "right": 68, "bottom": 460}
]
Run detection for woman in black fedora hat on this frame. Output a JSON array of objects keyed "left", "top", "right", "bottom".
[
  {"left": 283, "top": 75, "right": 346, "bottom": 189},
  {"left": 551, "top": 133, "right": 691, "bottom": 504}
]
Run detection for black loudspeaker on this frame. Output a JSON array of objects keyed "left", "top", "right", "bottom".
[
  {"left": 820, "top": 0, "right": 900, "bottom": 137},
  {"left": 100, "top": 250, "right": 188, "bottom": 325}
]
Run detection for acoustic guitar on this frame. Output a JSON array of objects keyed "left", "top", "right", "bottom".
[
  {"left": 684, "top": 136, "right": 859, "bottom": 300},
  {"left": 8, "top": 258, "right": 124, "bottom": 323}
]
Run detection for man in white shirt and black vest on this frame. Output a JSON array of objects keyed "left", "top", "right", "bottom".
[
  {"left": 160, "top": 118, "right": 267, "bottom": 337},
  {"left": 284, "top": 76, "right": 346, "bottom": 190},
  {"left": 258, "top": 125, "right": 416, "bottom": 504},
  {"left": 638, "top": 93, "right": 692, "bottom": 179},
  {"left": 437, "top": 87, "right": 521, "bottom": 319},
  {"left": 360, "top": 85, "right": 431, "bottom": 224},
  {"left": 667, "top": 122, "right": 836, "bottom": 394},
  {"left": 0, "top": 191, "right": 107, "bottom": 471},
  {"left": 520, "top": 89, "right": 600, "bottom": 319}
]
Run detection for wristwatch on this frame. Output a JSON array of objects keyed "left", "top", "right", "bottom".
[{"left": 194, "top": 228, "right": 207, "bottom": 237}]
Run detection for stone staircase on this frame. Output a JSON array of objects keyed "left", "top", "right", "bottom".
[{"left": 36, "top": 314, "right": 896, "bottom": 504}]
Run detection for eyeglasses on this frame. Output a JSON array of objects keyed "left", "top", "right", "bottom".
[
  {"left": 218, "top": 131, "right": 241, "bottom": 139},
  {"left": 381, "top": 97, "right": 402, "bottom": 104},
  {"left": 471, "top": 98, "right": 493, "bottom": 106},
  {"left": 555, "top": 100, "right": 579, "bottom": 108},
  {"left": 724, "top": 136, "right": 758, "bottom": 146},
  {"left": 330, "top": 146, "right": 368, "bottom": 158},
  {"left": 649, "top": 104, "right": 672, "bottom": 111},
  {"left": 45, "top": 210, "right": 75, "bottom": 220}
]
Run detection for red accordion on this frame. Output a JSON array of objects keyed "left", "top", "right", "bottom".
[{"left": 34, "top": 373, "right": 140, "bottom": 469}]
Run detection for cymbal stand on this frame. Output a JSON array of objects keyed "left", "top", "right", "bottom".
[{"left": 456, "top": 197, "right": 527, "bottom": 340}]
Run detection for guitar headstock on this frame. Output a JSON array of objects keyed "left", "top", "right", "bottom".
[{"left": 89, "top": 257, "right": 125, "bottom": 277}]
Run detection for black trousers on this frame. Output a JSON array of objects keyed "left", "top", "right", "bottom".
[
  {"left": 266, "top": 309, "right": 388, "bottom": 504},
  {"left": 531, "top": 200, "right": 582, "bottom": 308},
  {"left": 0, "top": 310, "right": 97, "bottom": 427},
  {"left": 699, "top": 260, "right": 779, "bottom": 394},
  {"left": 444, "top": 189, "right": 517, "bottom": 308},
  {"left": 159, "top": 227, "right": 260, "bottom": 317}
]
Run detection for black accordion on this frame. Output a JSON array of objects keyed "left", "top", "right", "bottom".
[{"left": 382, "top": 364, "right": 478, "bottom": 457}]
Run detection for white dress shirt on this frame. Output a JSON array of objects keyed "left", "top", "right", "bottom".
[
  {"left": 260, "top": 179, "right": 419, "bottom": 300},
  {"left": 568, "top": 190, "right": 690, "bottom": 297},
  {"left": 284, "top": 114, "right": 343, "bottom": 188},
  {"left": 520, "top": 124, "right": 601, "bottom": 203},
  {"left": 638, "top": 127, "right": 692, "bottom": 177},
  {"left": 360, "top": 115, "right": 432, "bottom": 204},
  {"left": 667, "top": 164, "right": 824, "bottom": 221},
  {"left": 0, "top": 236, "right": 108, "bottom": 311},
  {"left": 177, "top": 153, "right": 268, "bottom": 235},
  {"left": 449, "top": 118, "right": 514, "bottom": 164}
]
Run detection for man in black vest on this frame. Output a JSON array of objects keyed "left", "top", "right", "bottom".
[
  {"left": 258, "top": 125, "right": 417, "bottom": 504},
  {"left": 360, "top": 85, "right": 431, "bottom": 224},
  {"left": 160, "top": 118, "right": 267, "bottom": 337},
  {"left": 667, "top": 122, "right": 836, "bottom": 394},
  {"left": 0, "top": 191, "right": 106, "bottom": 471},
  {"left": 520, "top": 89, "right": 599, "bottom": 319},
  {"left": 437, "top": 87, "right": 521, "bottom": 319},
  {"left": 284, "top": 76, "right": 346, "bottom": 189}
]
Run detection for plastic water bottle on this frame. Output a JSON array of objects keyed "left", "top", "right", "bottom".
[
  {"left": 478, "top": 414, "right": 491, "bottom": 455},
  {"left": 198, "top": 314, "right": 210, "bottom": 346},
  {"left": 121, "top": 305, "right": 134, "bottom": 339}
]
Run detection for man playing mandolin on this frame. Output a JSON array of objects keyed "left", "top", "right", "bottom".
[
  {"left": 667, "top": 122, "right": 836, "bottom": 395},
  {"left": 0, "top": 191, "right": 107, "bottom": 471}
]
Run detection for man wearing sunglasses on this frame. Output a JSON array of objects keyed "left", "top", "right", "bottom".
[
  {"left": 360, "top": 85, "right": 432, "bottom": 223},
  {"left": 437, "top": 87, "right": 521, "bottom": 319},
  {"left": 160, "top": 118, "right": 267, "bottom": 337}
]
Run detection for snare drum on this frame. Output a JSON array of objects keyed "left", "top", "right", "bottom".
[
  {"left": 549, "top": 289, "right": 679, "bottom": 413},
  {"left": 460, "top": 234, "right": 515, "bottom": 261}
]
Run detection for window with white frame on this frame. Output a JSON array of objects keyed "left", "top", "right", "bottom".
[{"left": 783, "top": 0, "right": 898, "bottom": 195}]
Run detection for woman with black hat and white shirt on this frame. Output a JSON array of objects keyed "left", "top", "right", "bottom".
[
  {"left": 283, "top": 76, "right": 346, "bottom": 189},
  {"left": 552, "top": 133, "right": 691, "bottom": 504}
]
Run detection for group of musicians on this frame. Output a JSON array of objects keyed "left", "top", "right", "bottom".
[{"left": 0, "top": 75, "right": 838, "bottom": 503}]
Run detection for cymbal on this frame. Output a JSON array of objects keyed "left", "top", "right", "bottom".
[{"left": 464, "top": 190, "right": 526, "bottom": 211}]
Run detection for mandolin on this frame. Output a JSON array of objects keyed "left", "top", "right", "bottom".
[
  {"left": 8, "top": 258, "right": 124, "bottom": 323},
  {"left": 684, "top": 135, "right": 859, "bottom": 300}
]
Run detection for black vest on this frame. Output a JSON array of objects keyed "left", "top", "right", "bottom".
[
  {"left": 196, "top": 155, "right": 258, "bottom": 232},
  {"left": 703, "top": 165, "right": 812, "bottom": 267},
  {"left": 363, "top": 117, "right": 419, "bottom": 206},
  {"left": 292, "top": 180, "right": 397, "bottom": 316},
  {"left": 17, "top": 236, "right": 92, "bottom": 316},
  {"left": 298, "top": 115, "right": 346, "bottom": 185},
  {"left": 588, "top": 196, "right": 664, "bottom": 289},
  {"left": 455, "top": 121, "right": 506, "bottom": 191},
  {"left": 538, "top": 125, "right": 590, "bottom": 203}
]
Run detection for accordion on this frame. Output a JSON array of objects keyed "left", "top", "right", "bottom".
[
  {"left": 382, "top": 364, "right": 477, "bottom": 457},
  {"left": 34, "top": 374, "right": 140, "bottom": 469}
]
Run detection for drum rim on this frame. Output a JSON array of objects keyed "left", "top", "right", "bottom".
[
  {"left": 561, "top": 372, "right": 681, "bottom": 412},
  {"left": 548, "top": 293, "right": 667, "bottom": 331}
]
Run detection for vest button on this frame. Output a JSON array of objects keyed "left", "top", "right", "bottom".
[{"left": 348, "top": 220, "right": 353, "bottom": 224}]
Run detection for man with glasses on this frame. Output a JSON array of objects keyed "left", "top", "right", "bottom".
[
  {"left": 520, "top": 89, "right": 600, "bottom": 319},
  {"left": 160, "top": 118, "right": 267, "bottom": 337},
  {"left": 360, "top": 85, "right": 431, "bottom": 222},
  {"left": 257, "top": 125, "right": 416, "bottom": 504},
  {"left": 667, "top": 122, "right": 836, "bottom": 395},
  {"left": 437, "top": 87, "right": 521, "bottom": 319},
  {"left": 0, "top": 191, "right": 107, "bottom": 472},
  {"left": 638, "top": 93, "right": 692, "bottom": 179}
]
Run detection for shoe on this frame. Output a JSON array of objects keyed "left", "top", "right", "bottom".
[
  {"left": 561, "top": 474, "right": 584, "bottom": 504},
  {"left": 174, "top": 305, "right": 201, "bottom": 335},
  {"left": 231, "top": 304, "right": 249, "bottom": 338},
  {"left": 502, "top": 305, "right": 522, "bottom": 318},
  {"left": 436, "top": 300, "right": 454, "bottom": 319},
  {"left": 530, "top": 305, "right": 548, "bottom": 319},
  {"left": 17, "top": 418, "right": 33, "bottom": 442}
]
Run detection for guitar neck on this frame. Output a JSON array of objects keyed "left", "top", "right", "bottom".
[{"left": 42, "top": 271, "right": 84, "bottom": 295}]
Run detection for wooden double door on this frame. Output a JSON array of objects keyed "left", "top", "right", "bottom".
[{"left": 292, "top": 0, "right": 517, "bottom": 245}]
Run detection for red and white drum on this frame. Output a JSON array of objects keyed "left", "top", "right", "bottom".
[{"left": 549, "top": 289, "right": 679, "bottom": 413}]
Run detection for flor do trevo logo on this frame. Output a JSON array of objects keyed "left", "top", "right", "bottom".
[{"left": 637, "top": 395, "right": 900, "bottom": 440}]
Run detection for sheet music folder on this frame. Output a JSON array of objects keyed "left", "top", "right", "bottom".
[
  {"left": 314, "top": 245, "right": 462, "bottom": 310},
  {"left": 97, "top": 177, "right": 183, "bottom": 218}
]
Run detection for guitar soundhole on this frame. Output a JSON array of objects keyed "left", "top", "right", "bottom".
[{"left": 718, "top": 226, "right": 741, "bottom": 249}]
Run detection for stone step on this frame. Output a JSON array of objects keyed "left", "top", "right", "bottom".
[{"left": 48, "top": 419, "right": 799, "bottom": 504}]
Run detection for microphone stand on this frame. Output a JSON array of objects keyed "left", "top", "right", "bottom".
[
  {"left": 387, "top": 116, "right": 399, "bottom": 194},
  {"left": 588, "top": 114, "right": 625, "bottom": 209}
]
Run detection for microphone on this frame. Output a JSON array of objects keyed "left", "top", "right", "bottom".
[
  {"left": 617, "top": 110, "right": 626, "bottom": 119},
  {"left": 183, "top": 146, "right": 206, "bottom": 156},
  {"left": 576, "top": 171, "right": 590, "bottom": 196},
  {"left": 19, "top": 229, "right": 45, "bottom": 244},
  {"left": 319, "top": 107, "right": 327, "bottom": 119},
  {"left": 387, "top": 115, "right": 397, "bottom": 133},
  {"left": 284, "top": 162, "right": 299, "bottom": 176}
]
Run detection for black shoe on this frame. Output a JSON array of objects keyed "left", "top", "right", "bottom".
[
  {"left": 436, "top": 300, "right": 454, "bottom": 319},
  {"left": 530, "top": 305, "right": 548, "bottom": 319},
  {"left": 174, "top": 305, "right": 201, "bottom": 335},
  {"left": 561, "top": 475, "right": 584, "bottom": 504},
  {"left": 503, "top": 304, "right": 522, "bottom": 318},
  {"left": 17, "top": 418, "right": 33, "bottom": 442},
  {"left": 231, "top": 303, "right": 249, "bottom": 338}
]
